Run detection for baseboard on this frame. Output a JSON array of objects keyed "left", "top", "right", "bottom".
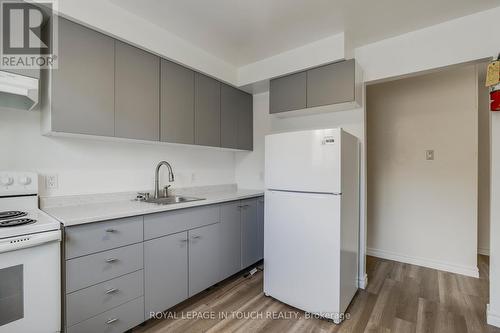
[
  {"left": 367, "top": 247, "right": 479, "bottom": 278},
  {"left": 357, "top": 274, "right": 368, "bottom": 289},
  {"left": 478, "top": 248, "right": 490, "bottom": 256},
  {"left": 487, "top": 304, "right": 500, "bottom": 328}
]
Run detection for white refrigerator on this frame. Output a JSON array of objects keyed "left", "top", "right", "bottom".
[{"left": 263, "top": 128, "right": 359, "bottom": 324}]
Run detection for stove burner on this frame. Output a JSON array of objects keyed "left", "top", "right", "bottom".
[
  {"left": 0, "top": 211, "right": 27, "bottom": 220},
  {"left": 0, "top": 218, "right": 36, "bottom": 227}
]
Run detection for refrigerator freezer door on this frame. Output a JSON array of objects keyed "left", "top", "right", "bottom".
[
  {"left": 264, "top": 190, "right": 341, "bottom": 318},
  {"left": 265, "top": 129, "right": 341, "bottom": 193}
]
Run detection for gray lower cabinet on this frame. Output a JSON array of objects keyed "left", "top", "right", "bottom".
[
  {"left": 270, "top": 71, "right": 307, "bottom": 114},
  {"left": 257, "top": 197, "right": 265, "bottom": 261},
  {"left": 219, "top": 202, "right": 242, "bottom": 280},
  {"left": 51, "top": 17, "right": 115, "bottom": 136},
  {"left": 63, "top": 198, "right": 263, "bottom": 333},
  {"left": 144, "top": 231, "right": 188, "bottom": 317},
  {"left": 306, "top": 59, "right": 355, "bottom": 108},
  {"left": 188, "top": 223, "right": 221, "bottom": 297},
  {"left": 195, "top": 73, "right": 221, "bottom": 147},
  {"left": 66, "top": 270, "right": 143, "bottom": 326},
  {"left": 160, "top": 60, "right": 195, "bottom": 144},
  {"left": 66, "top": 296, "right": 144, "bottom": 333},
  {"left": 241, "top": 198, "right": 260, "bottom": 268},
  {"left": 114, "top": 41, "right": 160, "bottom": 141}
]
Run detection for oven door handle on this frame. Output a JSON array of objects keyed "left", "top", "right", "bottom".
[{"left": 0, "top": 230, "right": 61, "bottom": 254}]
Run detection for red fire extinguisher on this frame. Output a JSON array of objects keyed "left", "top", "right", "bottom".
[{"left": 492, "top": 84, "right": 500, "bottom": 111}]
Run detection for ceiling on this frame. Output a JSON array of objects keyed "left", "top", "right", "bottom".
[{"left": 110, "top": 0, "right": 500, "bottom": 66}]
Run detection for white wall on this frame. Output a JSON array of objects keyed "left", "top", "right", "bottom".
[
  {"left": 355, "top": 6, "right": 500, "bottom": 83},
  {"left": 366, "top": 65, "right": 479, "bottom": 277},
  {"left": 478, "top": 64, "right": 491, "bottom": 256},
  {"left": 0, "top": 108, "right": 236, "bottom": 196}
]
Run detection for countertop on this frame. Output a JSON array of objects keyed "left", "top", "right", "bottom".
[{"left": 42, "top": 187, "right": 264, "bottom": 227}]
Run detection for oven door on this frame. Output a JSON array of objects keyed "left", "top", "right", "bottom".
[{"left": 0, "top": 230, "right": 61, "bottom": 333}]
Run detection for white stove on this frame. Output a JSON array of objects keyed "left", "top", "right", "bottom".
[{"left": 0, "top": 171, "right": 61, "bottom": 333}]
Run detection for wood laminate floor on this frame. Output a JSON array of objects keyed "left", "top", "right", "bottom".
[{"left": 133, "top": 255, "right": 499, "bottom": 333}]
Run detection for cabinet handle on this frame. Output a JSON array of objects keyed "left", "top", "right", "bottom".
[
  {"left": 179, "top": 239, "right": 188, "bottom": 243},
  {"left": 106, "top": 318, "right": 118, "bottom": 325},
  {"left": 192, "top": 235, "right": 201, "bottom": 239},
  {"left": 105, "top": 288, "right": 119, "bottom": 294},
  {"left": 105, "top": 258, "right": 118, "bottom": 263},
  {"left": 105, "top": 228, "right": 116, "bottom": 233}
]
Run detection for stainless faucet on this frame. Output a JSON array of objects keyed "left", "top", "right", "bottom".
[{"left": 154, "top": 161, "right": 175, "bottom": 199}]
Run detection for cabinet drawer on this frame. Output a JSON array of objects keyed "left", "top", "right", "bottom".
[
  {"left": 66, "top": 270, "right": 143, "bottom": 326},
  {"left": 144, "top": 205, "right": 220, "bottom": 240},
  {"left": 65, "top": 216, "right": 143, "bottom": 259},
  {"left": 66, "top": 243, "right": 143, "bottom": 293},
  {"left": 66, "top": 296, "right": 144, "bottom": 333}
]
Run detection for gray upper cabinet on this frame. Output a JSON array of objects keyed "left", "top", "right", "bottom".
[
  {"left": 237, "top": 92, "right": 253, "bottom": 150},
  {"left": 45, "top": 17, "right": 253, "bottom": 150},
  {"left": 115, "top": 41, "right": 160, "bottom": 141},
  {"left": 160, "top": 60, "right": 195, "bottom": 144},
  {"left": 270, "top": 71, "right": 307, "bottom": 114},
  {"left": 51, "top": 18, "right": 115, "bottom": 136},
  {"left": 195, "top": 73, "right": 221, "bottom": 147},
  {"left": 241, "top": 198, "right": 260, "bottom": 268},
  {"left": 188, "top": 223, "right": 221, "bottom": 297},
  {"left": 269, "top": 59, "right": 360, "bottom": 115},
  {"left": 220, "top": 84, "right": 239, "bottom": 149},
  {"left": 221, "top": 85, "right": 253, "bottom": 150},
  {"left": 307, "top": 59, "right": 355, "bottom": 108},
  {"left": 144, "top": 231, "right": 188, "bottom": 316},
  {"left": 220, "top": 201, "right": 242, "bottom": 280}
]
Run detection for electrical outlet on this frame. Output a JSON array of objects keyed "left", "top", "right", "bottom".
[
  {"left": 425, "top": 150, "right": 435, "bottom": 160},
  {"left": 45, "top": 174, "right": 58, "bottom": 190}
]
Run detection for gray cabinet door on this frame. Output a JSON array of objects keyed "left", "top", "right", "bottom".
[
  {"left": 237, "top": 92, "right": 253, "bottom": 150},
  {"left": 115, "top": 41, "right": 160, "bottom": 141},
  {"left": 160, "top": 60, "right": 195, "bottom": 144},
  {"left": 221, "top": 84, "right": 253, "bottom": 150},
  {"left": 219, "top": 202, "right": 242, "bottom": 280},
  {"left": 220, "top": 84, "right": 239, "bottom": 149},
  {"left": 256, "top": 197, "right": 264, "bottom": 261},
  {"left": 269, "top": 71, "right": 307, "bottom": 114},
  {"left": 306, "top": 59, "right": 355, "bottom": 108},
  {"left": 144, "top": 231, "right": 188, "bottom": 316},
  {"left": 51, "top": 18, "right": 115, "bottom": 136},
  {"left": 194, "top": 73, "right": 220, "bottom": 147},
  {"left": 241, "top": 198, "right": 260, "bottom": 268},
  {"left": 188, "top": 223, "right": 221, "bottom": 297}
]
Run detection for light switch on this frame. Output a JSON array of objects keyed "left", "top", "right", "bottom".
[{"left": 425, "top": 150, "right": 434, "bottom": 160}]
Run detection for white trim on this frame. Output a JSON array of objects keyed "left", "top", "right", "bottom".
[
  {"left": 487, "top": 304, "right": 500, "bottom": 328},
  {"left": 357, "top": 274, "right": 368, "bottom": 290},
  {"left": 367, "top": 247, "right": 479, "bottom": 278},
  {"left": 478, "top": 247, "right": 490, "bottom": 256}
]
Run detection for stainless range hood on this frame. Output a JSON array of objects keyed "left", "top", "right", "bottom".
[{"left": 0, "top": 71, "right": 39, "bottom": 111}]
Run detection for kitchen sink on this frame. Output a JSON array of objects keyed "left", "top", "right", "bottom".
[{"left": 145, "top": 195, "right": 205, "bottom": 205}]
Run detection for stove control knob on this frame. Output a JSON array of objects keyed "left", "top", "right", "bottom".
[
  {"left": 18, "top": 176, "right": 32, "bottom": 185},
  {"left": 1, "top": 176, "right": 14, "bottom": 186}
]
